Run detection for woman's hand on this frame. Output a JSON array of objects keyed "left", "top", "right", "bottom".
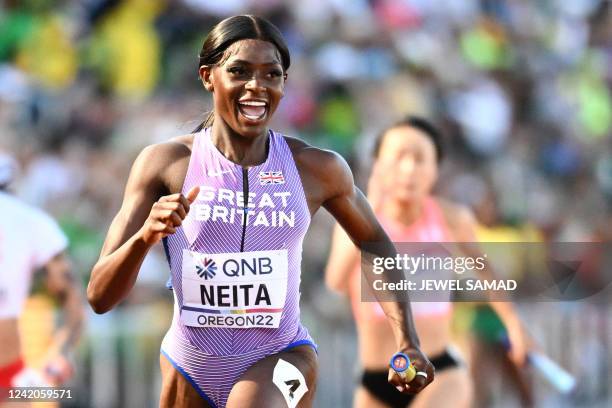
[
  {"left": 387, "top": 346, "right": 435, "bottom": 393},
  {"left": 141, "top": 186, "right": 200, "bottom": 245},
  {"left": 42, "top": 353, "right": 74, "bottom": 386}
]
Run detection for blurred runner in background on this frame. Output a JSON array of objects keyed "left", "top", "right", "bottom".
[
  {"left": 326, "top": 117, "right": 531, "bottom": 408},
  {"left": 469, "top": 186, "right": 541, "bottom": 408},
  {"left": 0, "top": 153, "right": 83, "bottom": 407}
]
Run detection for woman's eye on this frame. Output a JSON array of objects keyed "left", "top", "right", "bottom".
[
  {"left": 228, "top": 67, "right": 246, "bottom": 75},
  {"left": 268, "top": 70, "right": 283, "bottom": 78}
]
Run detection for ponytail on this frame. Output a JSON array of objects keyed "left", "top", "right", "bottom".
[{"left": 193, "top": 111, "right": 214, "bottom": 133}]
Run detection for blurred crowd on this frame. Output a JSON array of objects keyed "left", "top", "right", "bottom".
[{"left": 1, "top": 0, "right": 611, "bottom": 406}]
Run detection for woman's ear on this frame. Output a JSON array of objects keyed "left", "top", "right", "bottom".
[{"left": 199, "top": 65, "right": 214, "bottom": 92}]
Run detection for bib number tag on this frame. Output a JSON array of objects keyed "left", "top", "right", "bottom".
[{"left": 180, "top": 249, "right": 288, "bottom": 329}]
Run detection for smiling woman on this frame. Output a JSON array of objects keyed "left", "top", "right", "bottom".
[
  {"left": 198, "top": 38, "right": 286, "bottom": 141},
  {"left": 86, "top": 14, "right": 434, "bottom": 408},
  {"left": 193, "top": 15, "right": 290, "bottom": 140}
]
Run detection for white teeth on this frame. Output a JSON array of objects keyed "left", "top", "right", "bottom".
[
  {"left": 242, "top": 111, "right": 266, "bottom": 120},
  {"left": 238, "top": 101, "right": 267, "bottom": 121},
  {"left": 239, "top": 101, "right": 266, "bottom": 106}
]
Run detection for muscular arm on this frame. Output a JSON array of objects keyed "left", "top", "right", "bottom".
[
  {"left": 290, "top": 140, "right": 421, "bottom": 350},
  {"left": 87, "top": 142, "right": 193, "bottom": 314}
]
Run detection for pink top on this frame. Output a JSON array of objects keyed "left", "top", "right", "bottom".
[{"left": 350, "top": 197, "right": 454, "bottom": 320}]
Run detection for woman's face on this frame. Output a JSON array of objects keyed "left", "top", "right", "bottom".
[
  {"left": 376, "top": 126, "right": 439, "bottom": 205},
  {"left": 200, "top": 39, "right": 286, "bottom": 138}
]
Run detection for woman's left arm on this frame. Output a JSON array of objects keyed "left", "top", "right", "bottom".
[{"left": 296, "top": 144, "right": 434, "bottom": 393}]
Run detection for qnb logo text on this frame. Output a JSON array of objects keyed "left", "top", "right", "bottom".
[{"left": 223, "top": 257, "right": 274, "bottom": 277}]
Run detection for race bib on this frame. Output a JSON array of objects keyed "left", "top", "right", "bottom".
[{"left": 181, "top": 249, "right": 288, "bottom": 329}]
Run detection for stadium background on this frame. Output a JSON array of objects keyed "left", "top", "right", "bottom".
[{"left": 0, "top": 0, "right": 610, "bottom": 407}]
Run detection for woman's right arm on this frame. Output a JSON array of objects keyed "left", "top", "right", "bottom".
[{"left": 87, "top": 144, "right": 198, "bottom": 314}]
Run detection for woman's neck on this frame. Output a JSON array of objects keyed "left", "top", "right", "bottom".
[
  {"left": 210, "top": 121, "right": 269, "bottom": 167},
  {"left": 382, "top": 198, "right": 425, "bottom": 227}
]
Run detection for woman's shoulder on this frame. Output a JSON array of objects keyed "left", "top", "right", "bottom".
[
  {"left": 282, "top": 135, "right": 351, "bottom": 177},
  {"left": 131, "top": 133, "right": 196, "bottom": 194},
  {"left": 162, "top": 133, "right": 196, "bottom": 155},
  {"left": 138, "top": 134, "right": 194, "bottom": 162},
  {"left": 436, "top": 197, "right": 478, "bottom": 236},
  {"left": 281, "top": 134, "right": 354, "bottom": 203}
]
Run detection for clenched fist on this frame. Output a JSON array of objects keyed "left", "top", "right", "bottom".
[
  {"left": 388, "top": 347, "right": 435, "bottom": 394},
  {"left": 141, "top": 186, "right": 200, "bottom": 245}
]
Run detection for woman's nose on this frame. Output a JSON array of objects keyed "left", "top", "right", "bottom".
[
  {"left": 245, "top": 75, "right": 265, "bottom": 91},
  {"left": 399, "top": 158, "right": 416, "bottom": 175}
]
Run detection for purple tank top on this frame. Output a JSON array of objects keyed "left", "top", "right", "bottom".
[{"left": 162, "top": 128, "right": 311, "bottom": 356}]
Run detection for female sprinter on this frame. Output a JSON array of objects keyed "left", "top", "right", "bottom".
[
  {"left": 87, "top": 15, "right": 433, "bottom": 408},
  {"left": 326, "top": 117, "right": 530, "bottom": 408}
]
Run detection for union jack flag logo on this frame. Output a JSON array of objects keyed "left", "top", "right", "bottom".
[{"left": 258, "top": 171, "right": 285, "bottom": 185}]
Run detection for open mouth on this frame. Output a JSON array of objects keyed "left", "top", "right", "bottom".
[{"left": 237, "top": 100, "right": 268, "bottom": 122}]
